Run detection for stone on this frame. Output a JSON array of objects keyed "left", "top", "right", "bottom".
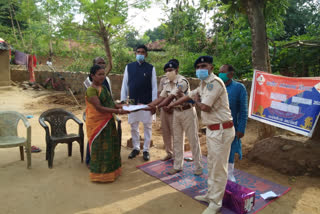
[
  {"left": 297, "top": 160, "right": 306, "bottom": 167},
  {"left": 281, "top": 144, "right": 294, "bottom": 151}
]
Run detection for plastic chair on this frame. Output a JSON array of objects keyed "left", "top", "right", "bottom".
[
  {"left": 0, "top": 111, "right": 31, "bottom": 168},
  {"left": 39, "top": 108, "right": 84, "bottom": 168}
]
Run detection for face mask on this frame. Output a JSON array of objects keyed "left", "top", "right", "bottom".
[
  {"left": 196, "top": 69, "right": 209, "bottom": 80},
  {"left": 166, "top": 70, "right": 176, "bottom": 82},
  {"left": 218, "top": 72, "right": 230, "bottom": 82},
  {"left": 136, "top": 54, "right": 145, "bottom": 62}
]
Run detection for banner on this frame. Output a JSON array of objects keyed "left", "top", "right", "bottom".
[{"left": 249, "top": 70, "right": 320, "bottom": 137}]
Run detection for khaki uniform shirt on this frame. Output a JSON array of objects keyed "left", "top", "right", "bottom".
[
  {"left": 158, "top": 76, "right": 167, "bottom": 94},
  {"left": 189, "top": 73, "right": 232, "bottom": 125},
  {"left": 160, "top": 74, "right": 189, "bottom": 106}
]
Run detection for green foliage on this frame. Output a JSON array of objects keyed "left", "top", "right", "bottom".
[
  {"left": 147, "top": 45, "right": 208, "bottom": 77},
  {"left": 111, "top": 42, "right": 134, "bottom": 73},
  {"left": 144, "top": 25, "right": 166, "bottom": 42},
  {"left": 163, "top": 5, "right": 207, "bottom": 52},
  {"left": 1, "top": 0, "right": 319, "bottom": 81},
  {"left": 125, "top": 29, "right": 150, "bottom": 49},
  {"left": 280, "top": 0, "right": 320, "bottom": 40}
]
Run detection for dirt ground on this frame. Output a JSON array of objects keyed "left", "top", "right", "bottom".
[{"left": 0, "top": 86, "right": 319, "bottom": 214}]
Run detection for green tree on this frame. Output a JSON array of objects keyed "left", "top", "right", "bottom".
[
  {"left": 77, "top": 0, "right": 151, "bottom": 74},
  {"left": 125, "top": 29, "right": 150, "bottom": 49},
  {"left": 217, "top": 0, "right": 287, "bottom": 73},
  {"left": 281, "top": 0, "right": 320, "bottom": 40},
  {"left": 144, "top": 25, "right": 166, "bottom": 42},
  {"left": 163, "top": 4, "right": 207, "bottom": 52}
]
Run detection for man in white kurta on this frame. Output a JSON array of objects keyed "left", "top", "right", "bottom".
[{"left": 120, "top": 45, "right": 157, "bottom": 161}]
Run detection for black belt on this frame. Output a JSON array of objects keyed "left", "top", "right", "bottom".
[{"left": 174, "top": 105, "right": 192, "bottom": 111}]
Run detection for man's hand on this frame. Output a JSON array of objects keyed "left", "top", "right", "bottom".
[
  {"left": 163, "top": 106, "right": 173, "bottom": 114},
  {"left": 236, "top": 131, "right": 244, "bottom": 139},
  {"left": 176, "top": 90, "right": 184, "bottom": 99},
  {"left": 194, "top": 93, "right": 201, "bottom": 102},
  {"left": 143, "top": 104, "right": 156, "bottom": 112}
]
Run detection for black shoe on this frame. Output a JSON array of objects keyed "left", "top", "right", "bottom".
[
  {"left": 128, "top": 149, "right": 140, "bottom": 159},
  {"left": 143, "top": 151, "right": 150, "bottom": 161}
]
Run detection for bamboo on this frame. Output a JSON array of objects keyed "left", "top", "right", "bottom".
[{"left": 8, "top": 2, "right": 18, "bottom": 45}]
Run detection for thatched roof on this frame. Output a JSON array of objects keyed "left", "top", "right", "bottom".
[{"left": 146, "top": 39, "right": 166, "bottom": 51}]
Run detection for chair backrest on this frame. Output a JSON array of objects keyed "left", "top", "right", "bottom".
[
  {"left": 0, "top": 111, "right": 25, "bottom": 137},
  {"left": 39, "top": 108, "right": 75, "bottom": 137}
]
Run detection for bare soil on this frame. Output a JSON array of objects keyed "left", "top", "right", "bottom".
[
  {"left": 248, "top": 135, "right": 320, "bottom": 176},
  {"left": 0, "top": 86, "right": 319, "bottom": 214}
]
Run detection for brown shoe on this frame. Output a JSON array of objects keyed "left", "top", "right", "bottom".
[
  {"left": 167, "top": 168, "right": 182, "bottom": 175},
  {"left": 161, "top": 154, "right": 172, "bottom": 161}
]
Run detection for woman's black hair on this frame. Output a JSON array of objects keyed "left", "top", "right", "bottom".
[{"left": 89, "top": 64, "right": 102, "bottom": 81}]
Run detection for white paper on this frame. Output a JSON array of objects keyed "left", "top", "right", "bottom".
[
  {"left": 123, "top": 104, "right": 148, "bottom": 112},
  {"left": 260, "top": 191, "right": 279, "bottom": 200}
]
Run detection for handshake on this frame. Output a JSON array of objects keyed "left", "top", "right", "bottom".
[{"left": 143, "top": 104, "right": 173, "bottom": 114}]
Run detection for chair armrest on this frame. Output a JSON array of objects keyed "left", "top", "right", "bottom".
[
  {"left": 39, "top": 117, "right": 50, "bottom": 136},
  {"left": 20, "top": 115, "right": 31, "bottom": 129},
  {"left": 70, "top": 116, "right": 84, "bottom": 137},
  {"left": 70, "top": 116, "right": 83, "bottom": 126}
]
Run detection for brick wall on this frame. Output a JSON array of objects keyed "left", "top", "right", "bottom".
[{"left": 10, "top": 65, "right": 252, "bottom": 101}]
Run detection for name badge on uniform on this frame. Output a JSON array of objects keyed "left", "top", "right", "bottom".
[{"left": 207, "top": 83, "right": 213, "bottom": 91}]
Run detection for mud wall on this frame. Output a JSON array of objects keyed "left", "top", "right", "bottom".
[{"left": 10, "top": 65, "right": 252, "bottom": 101}]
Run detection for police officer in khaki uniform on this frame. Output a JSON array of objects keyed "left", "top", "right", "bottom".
[
  {"left": 148, "top": 60, "right": 203, "bottom": 175},
  {"left": 158, "top": 74, "right": 174, "bottom": 161},
  {"left": 168, "top": 56, "right": 235, "bottom": 214}
]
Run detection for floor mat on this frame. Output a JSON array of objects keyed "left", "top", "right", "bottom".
[{"left": 137, "top": 155, "right": 291, "bottom": 214}]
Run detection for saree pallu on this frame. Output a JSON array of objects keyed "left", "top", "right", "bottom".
[{"left": 85, "top": 86, "right": 121, "bottom": 182}]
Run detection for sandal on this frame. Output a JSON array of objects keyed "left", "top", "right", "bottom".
[{"left": 31, "top": 146, "right": 41, "bottom": 153}]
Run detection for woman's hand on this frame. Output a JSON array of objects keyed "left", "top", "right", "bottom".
[
  {"left": 117, "top": 109, "right": 130, "bottom": 114},
  {"left": 115, "top": 103, "right": 129, "bottom": 109}
]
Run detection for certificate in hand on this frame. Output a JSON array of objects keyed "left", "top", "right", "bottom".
[{"left": 123, "top": 105, "right": 148, "bottom": 112}]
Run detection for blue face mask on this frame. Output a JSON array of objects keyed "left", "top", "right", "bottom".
[
  {"left": 218, "top": 72, "right": 230, "bottom": 82},
  {"left": 136, "top": 54, "right": 145, "bottom": 62},
  {"left": 196, "top": 69, "right": 209, "bottom": 80}
]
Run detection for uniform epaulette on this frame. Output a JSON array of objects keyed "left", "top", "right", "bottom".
[
  {"left": 212, "top": 76, "right": 225, "bottom": 88},
  {"left": 164, "top": 79, "right": 170, "bottom": 84}
]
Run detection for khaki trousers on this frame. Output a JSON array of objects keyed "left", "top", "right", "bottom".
[
  {"left": 160, "top": 109, "right": 174, "bottom": 156},
  {"left": 172, "top": 107, "right": 202, "bottom": 171},
  {"left": 206, "top": 125, "right": 235, "bottom": 211}
]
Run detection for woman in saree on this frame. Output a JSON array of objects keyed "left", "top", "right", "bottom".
[{"left": 86, "top": 65, "right": 129, "bottom": 182}]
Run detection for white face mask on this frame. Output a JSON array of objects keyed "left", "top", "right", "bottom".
[{"left": 166, "top": 70, "right": 177, "bottom": 81}]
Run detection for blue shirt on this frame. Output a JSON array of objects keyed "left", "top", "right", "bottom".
[{"left": 226, "top": 80, "right": 248, "bottom": 134}]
